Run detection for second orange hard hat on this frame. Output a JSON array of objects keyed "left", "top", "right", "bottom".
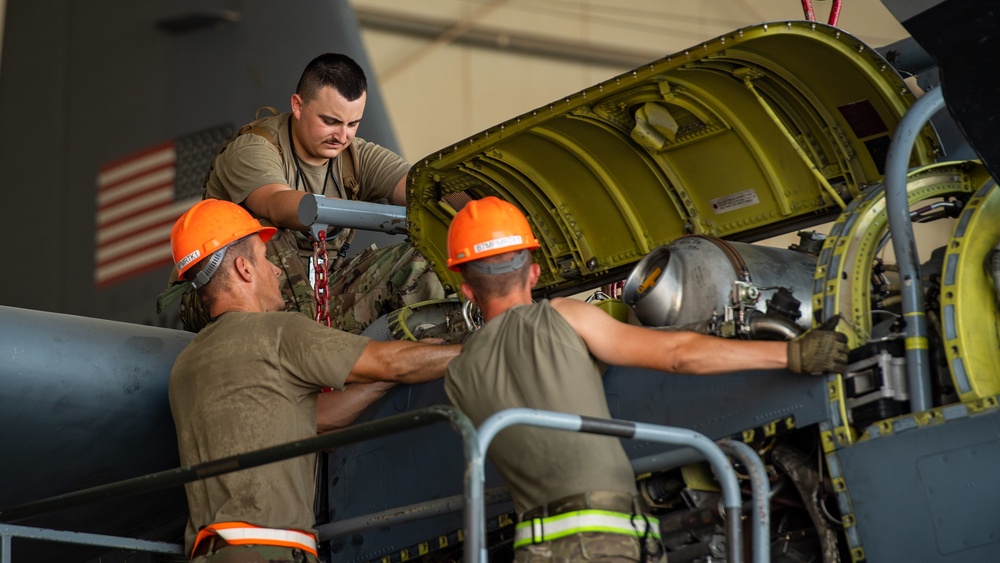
[{"left": 446, "top": 196, "right": 540, "bottom": 271}]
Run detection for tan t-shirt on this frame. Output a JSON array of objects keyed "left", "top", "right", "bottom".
[
  {"left": 445, "top": 300, "right": 637, "bottom": 516},
  {"left": 203, "top": 112, "right": 410, "bottom": 255},
  {"left": 168, "top": 311, "right": 370, "bottom": 553}
]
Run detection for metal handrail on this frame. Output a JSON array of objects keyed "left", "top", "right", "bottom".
[
  {"left": 476, "top": 408, "right": 769, "bottom": 563},
  {"left": 0, "top": 523, "right": 184, "bottom": 563},
  {"left": 2, "top": 404, "right": 770, "bottom": 563},
  {"left": 0, "top": 405, "right": 483, "bottom": 562},
  {"left": 316, "top": 487, "right": 511, "bottom": 540}
]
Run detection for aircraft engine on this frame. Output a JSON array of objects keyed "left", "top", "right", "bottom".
[{"left": 622, "top": 234, "right": 819, "bottom": 339}]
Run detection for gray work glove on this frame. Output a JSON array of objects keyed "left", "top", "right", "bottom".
[{"left": 787, "top": 317, "right": 849, "bottom": 374}]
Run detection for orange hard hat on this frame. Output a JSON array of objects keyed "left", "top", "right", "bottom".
[
  {"left": 446, "top": 196, "right": 540, "bottom": 271},
  {"left": 170, "top": 199, "right": 276, "bottom": 282}
]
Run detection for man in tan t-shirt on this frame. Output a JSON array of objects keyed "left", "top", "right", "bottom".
[
  {"left": 169, "top": 53, "right": 443, "bottom": 334},
  {"left": 167, "top": 199, "right": 459, "bottom": 562},
  {"left": 443, "top": 196, "right": 849, "bottom": 562}
]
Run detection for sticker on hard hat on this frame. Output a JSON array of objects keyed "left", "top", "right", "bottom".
[
  {"left": 177, "top": 249, "right": 202, "bottom": 271},
  {"left": 474, "top": 236, "right": 523, "bottom": 253}
]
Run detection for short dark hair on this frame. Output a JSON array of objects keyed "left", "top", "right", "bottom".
[
  {"left": 189, "top": 235, "right": 258, "bottom": 305},
  {"left": 296, "top": 53, "right": 367, "bottom": 102},
  {"left": 458, "top": 251, "right": 532, "bottom": 300}
]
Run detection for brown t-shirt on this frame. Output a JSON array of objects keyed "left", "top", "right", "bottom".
[
  {"left": 168, "top": 311, "right": 370, "bottom": 553},
  {"left": 445, "top": 300, "right": 637, "bottom": 515}
]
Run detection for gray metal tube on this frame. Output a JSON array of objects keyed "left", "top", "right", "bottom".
[
  {"left": 317, "top": 487, "right": 510, "bottom": 539},
  {"left": 884, "top": 87, "right": 944, "bottom": 413},
  {"left": 451, "top": 408, "right": 485, "bottom": 563},
  {"left": 718, "top": 440, "right": 770, "bottom": 563},
  {"left": 477, "top": 408, "right": 745, "bottom": 563},
  {"left": 298, "top": 194, "right": 407, "bottom": 235},
  {"left": 746, "top": 313, "right": 805, "bottom": 340}
]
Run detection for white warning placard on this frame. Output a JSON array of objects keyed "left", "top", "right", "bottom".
[{"left": 711, "top": 189, "right": 760, "bottom": 214}]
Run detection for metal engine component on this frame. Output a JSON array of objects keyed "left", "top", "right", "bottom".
[
  {"left": 844, "top": 348, "right": 909, "bottom": 428},
  {"left": 811, "top": 161, "right": 990, "bottom": 350},
  {"left": 940, "top": 182, "right": 1000, "bottom": 401},
  {"left": 771, "top": 444, "right": 841, "bottom": 563},
  {"left": 622, "top": 235, "right": 816, "bottom": 332},
  {"left": 386, "top": 298, "right": 470, "bottom": 342},
  {"left": 640, "top": 473, "right": 726, "bottom": 563},
  {"left": 360, "top": 299, "right": 471, "bottom": 343}
]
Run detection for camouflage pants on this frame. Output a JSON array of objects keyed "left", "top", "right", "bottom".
[
  {"left": 326, "top": 242, "right": 445, "bottom": 334},
  {"left": 190, "top": 543, "right": 319, "bottom": 563},
  {"left": 177, "top": 240, "right": 444, "bottom": 334},
  {"left": 515, "top": 531, "right": 665, "bottom": 563}
]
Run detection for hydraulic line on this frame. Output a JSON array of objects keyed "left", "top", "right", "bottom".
[{"left": 883, "top": 87, "right": 944, "bottom": 413}]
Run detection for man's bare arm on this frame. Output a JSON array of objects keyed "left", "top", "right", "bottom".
[
  {"left": 316, "top": 382, "right": 396, "bottom": 433},
  {"left": 390, "top": 175, "right": 408, "bottom": 206},
  {"left": 243, "top": 183, "right": 308, "bottom": 230},
  {"left": 346, "top": 341, "right": 461, "bottom": 384},
  {"left": 552, "top": 297, "right": 787, "bottom": 374}
]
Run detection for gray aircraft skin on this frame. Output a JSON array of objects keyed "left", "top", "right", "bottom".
[{"left": 4, "top": 1, "right": 1000, "bottom": 563}]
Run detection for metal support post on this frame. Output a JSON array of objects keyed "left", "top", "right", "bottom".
[{"left": 476, "top": 409, "right": 767, "bottom": 563}]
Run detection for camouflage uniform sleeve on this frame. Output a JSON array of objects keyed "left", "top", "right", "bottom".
[
  {"left": 277, "top": 313, "right": 372, "bottom": 391},
  {"left": 353, "top": 137, "right": 410, "bottom": 202},
  {"left": 205, "top": 134, "right": 290, "bottom": 204}
]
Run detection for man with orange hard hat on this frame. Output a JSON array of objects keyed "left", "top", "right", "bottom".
[
  {"left": 167, "top": 199, "right": 459, "bottom": 562},
  {"left": 443, "top": 196, "right": 848, "bottom": 561}
]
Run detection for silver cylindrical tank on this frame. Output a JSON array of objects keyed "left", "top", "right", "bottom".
[{"left": 622, "top": 236, "right": 817, "bottom": 329}]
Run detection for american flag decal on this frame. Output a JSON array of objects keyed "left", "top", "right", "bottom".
[{"left": 94, "top": 124, "right": 233, "bottom": 287}]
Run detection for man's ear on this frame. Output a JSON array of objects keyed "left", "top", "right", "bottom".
[
  {"left": 290, "top": 93, "right": 303, "bottom": 119},
  {"left": 460, "top": 281, "right": 477, "bottom": 304},
  {"left": 528, "top": 263, "right": 541, "bottom": 288},
  {"left": 232, "top": 256, "right": 253, "bottom": 282}
]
